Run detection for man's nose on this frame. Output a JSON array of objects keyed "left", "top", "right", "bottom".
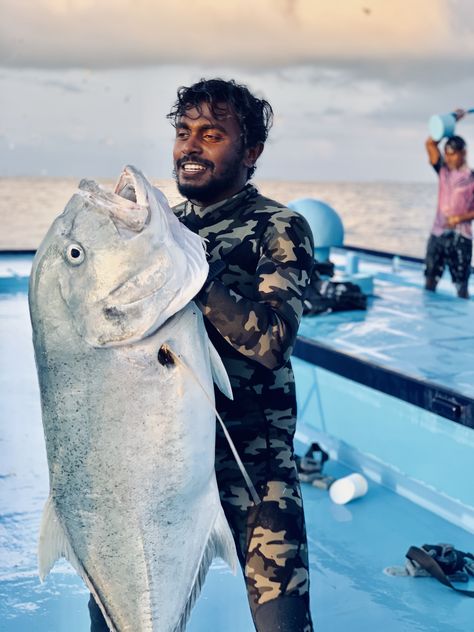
[{"left": 181, "top": 133, "right": 202, "bottom": 154}]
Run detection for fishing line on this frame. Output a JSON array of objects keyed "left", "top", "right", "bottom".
[{"left": 162, "top": 344, "right": 261, "bottom": 506}]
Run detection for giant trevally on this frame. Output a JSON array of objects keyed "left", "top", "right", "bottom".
[{"left": 28, "top": 165, "right": 238, "bottom": 631}]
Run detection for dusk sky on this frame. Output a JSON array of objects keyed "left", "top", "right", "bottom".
[{"left": 1, "top": 0, "right": 474, "bottom": 181}]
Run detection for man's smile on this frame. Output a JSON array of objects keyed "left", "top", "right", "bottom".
[
  {"left": 181, "top": 162, "right": 207, "bottom": 174},
  {"left": 177, "top": 156, "right": 214, "bottom": 179}
]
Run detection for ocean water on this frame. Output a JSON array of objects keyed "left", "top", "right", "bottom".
[{"left": 0, "top": 177, "right": 437, "bottom": 257}]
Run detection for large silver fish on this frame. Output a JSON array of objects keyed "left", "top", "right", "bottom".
[{"left": 28, "top": 165, "right": 237, "bottom": 631}]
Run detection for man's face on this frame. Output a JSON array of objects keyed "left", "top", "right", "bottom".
[
  {"left": 444, "top": 147, "right": 466, "bottom": 171},
  {"left": 173, "top": 101, "right": 249, "bottom": 205}
]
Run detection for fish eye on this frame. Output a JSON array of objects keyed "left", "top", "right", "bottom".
[{"left": 65, "top": 243, "right": 85, "bottom": 265}]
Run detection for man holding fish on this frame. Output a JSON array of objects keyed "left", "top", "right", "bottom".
[
  {"left": 87, "top": 78, "right": 315, "bottom": 631},
  {"left": 170, "top": 78, "right": 315, "bottom": 631}
]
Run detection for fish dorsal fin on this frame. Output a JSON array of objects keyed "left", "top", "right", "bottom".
[
  {"left": 173, "top": 508, "right": 238, "bottom": 632},
  {"left": 38, "top": 497, "right": 118, "bottom": 631},
  {"left": 208, "top": 338, "right": 233, "bottom": 400}
]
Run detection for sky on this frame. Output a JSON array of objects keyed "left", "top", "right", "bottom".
[{"left": 1, "top": 0, "right": 474, "bottom": 181}]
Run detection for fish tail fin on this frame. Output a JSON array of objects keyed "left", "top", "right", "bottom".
[
  {"left": 38, "top": 496, "right": 81, "bottom": 582},
  {"left": 173, "top": 509, "right": 238, "bottom": 632}
]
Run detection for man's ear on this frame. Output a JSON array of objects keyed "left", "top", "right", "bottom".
[{"left": 243, "top": 142, "right": 264, "bottom": 168}]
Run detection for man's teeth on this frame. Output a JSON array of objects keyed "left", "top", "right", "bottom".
[{"left": 182, "top": 163, "right": 206, "bottom": 172}]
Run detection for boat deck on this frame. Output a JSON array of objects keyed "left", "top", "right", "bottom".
[
  {"left": 299, "top": 248, "right": 474, "bottom": 401},
  {"left": 1, "top": 253, "right": 474, "bottom": 631}
]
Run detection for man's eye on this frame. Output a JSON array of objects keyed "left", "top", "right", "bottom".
[
  {"left": 176, "top": 131, "right": 189, "bottom": 140},
  {"left": 204, "top": 134, "right": 222, "bottom": 142}
]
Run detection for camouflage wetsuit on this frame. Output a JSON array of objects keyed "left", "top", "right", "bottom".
[{"left": 174, "top": 184, "right": 315, "bottom": 632}]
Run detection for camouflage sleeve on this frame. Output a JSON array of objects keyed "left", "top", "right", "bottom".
[{"left": 195, "top": 212, "right": 314, "bottom": 370}]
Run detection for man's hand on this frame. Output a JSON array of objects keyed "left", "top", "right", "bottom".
[
  {"left": 446, "top": 210, "right": 474, "bottom": 227},
  {"left": 446, "top": 215, "right": 461, "bottom": 228}
]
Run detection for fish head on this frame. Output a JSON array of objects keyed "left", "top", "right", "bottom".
[{"left": 29, "top": 165, "right": 208, "bottom": 347}]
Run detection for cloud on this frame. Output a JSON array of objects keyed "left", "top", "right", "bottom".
[
  {"left": 37, "top": 78, "right": 84, "bottom": 92},
  {"left": 3, "top": 61, "right": 474, "bottom": 181},
  {"left": 1, "top": 0, "right": 473, "bottom": 69}
]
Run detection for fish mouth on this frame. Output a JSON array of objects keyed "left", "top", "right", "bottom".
[{"left": 78, "top": 176, "right": 150, "bottom": 234}]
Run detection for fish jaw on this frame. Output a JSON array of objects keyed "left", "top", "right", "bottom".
[{"left": 79, "top": 177, "right": 150, "bottom": 235}]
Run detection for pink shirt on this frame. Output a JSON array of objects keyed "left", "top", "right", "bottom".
[{"left": 432, "top": 163, "right": 474, "bottom": 240}]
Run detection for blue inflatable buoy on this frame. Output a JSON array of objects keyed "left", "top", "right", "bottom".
[{"left": 287, "top": 198, "right": 344, "bottom": 261}]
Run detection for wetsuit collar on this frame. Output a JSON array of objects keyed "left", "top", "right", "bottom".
[{"left": 184, "top": 183, "right": 257, "bottom": 220}]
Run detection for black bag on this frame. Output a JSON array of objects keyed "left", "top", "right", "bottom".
[
  {"left": 406, "top": 543, "right": 474, "bottom": 596},
  {"left": 303, "top": 266, "right": 367, "bottom": 316},
  {"left": 313, "top": 259, "right": 335, "bottom": 278}
]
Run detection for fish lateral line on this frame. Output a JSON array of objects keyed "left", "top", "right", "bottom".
[{"left": 159, "top": 342, "right": 261, "bottom": 506}]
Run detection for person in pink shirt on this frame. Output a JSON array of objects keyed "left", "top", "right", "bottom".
[{"left": 425, "top": 111, "right": 474, "bottom": 298}]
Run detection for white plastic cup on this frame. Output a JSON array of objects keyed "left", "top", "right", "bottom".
[{"left": 329, "top": 473, "right": 368, "bottom": 505}]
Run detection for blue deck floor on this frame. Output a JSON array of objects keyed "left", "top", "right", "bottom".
[
  {"left": 300, "top": 250, "right": 474, "bottom": 399},
  {"left": 2, "top": 255, "right": 474, "bottom": 631}
]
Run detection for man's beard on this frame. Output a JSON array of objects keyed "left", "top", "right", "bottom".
[{"left": 174, "top": 152, "right": 245, "bottom": 205}]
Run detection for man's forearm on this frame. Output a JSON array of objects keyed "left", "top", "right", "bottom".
[
  {"left": 195, "top": 279, "right": 298, "bottom": 371},
  {"left": 446, "top": 210, "right": 474, "bottom": 227},
  {"left": 457, "top": 210, "right": 474, "bottom": 222},
  {"left": 425, "top": 137, "right": 441, "bottom": 165}
]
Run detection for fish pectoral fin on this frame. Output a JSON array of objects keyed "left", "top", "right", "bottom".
[
  {"left": 38, "top": 496, "right": 82, "bottom": 582},
  {"left": 208, "top": 339, "right": 233, "bottom": 400}
]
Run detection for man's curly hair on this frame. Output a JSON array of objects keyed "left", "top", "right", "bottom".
[{"left": 167, "top": 78, "right": 273, "bottom": 179}]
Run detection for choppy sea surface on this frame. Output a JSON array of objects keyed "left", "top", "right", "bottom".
[{"left": 0, "top": 177, "right": 437, "bottom": 257}]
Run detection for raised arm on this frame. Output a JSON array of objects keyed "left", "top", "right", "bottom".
[
  {"left": 195, "top": 213, "right": 314, "bottom": 370},
  {"left": 425, "top": 137, "right": 441, "bottom": 167},
  {"left": 426, "top": 108, "right": 467, "bottom": 168}
]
